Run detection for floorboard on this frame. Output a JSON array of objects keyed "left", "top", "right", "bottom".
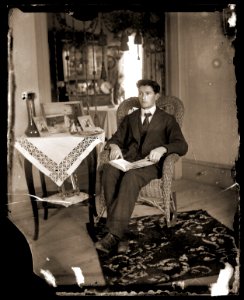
[{"left": 7, "top": 178, "right": 239, "bottom": 291}]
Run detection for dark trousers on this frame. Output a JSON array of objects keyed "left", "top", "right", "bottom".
[{"left": 102, "top": 163, "right": 159, "bottom": 239}]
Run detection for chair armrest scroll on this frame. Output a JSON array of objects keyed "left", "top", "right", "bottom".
[{"left": 97, "top": 149, "right": 110, "bottom": 172}]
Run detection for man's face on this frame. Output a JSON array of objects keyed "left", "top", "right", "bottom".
[{"left": 138, "top": 85, "right": 159, "bottom": 109}]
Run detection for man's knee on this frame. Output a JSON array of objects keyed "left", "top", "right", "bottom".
[
  {"left": 103, "top": 163, "right": 112, "bottom": 172},
  {"left": 103, "top": 164, "right": 119, "bottom": 176},
  {"left": 121, "top": 170, "right": 140, "bottom": 186},
  {"left": 102, "top": 164, "right": 121, "bottom": 187},
  {"left": 122, "top": 169, "right": 154, "bottom": 189}
]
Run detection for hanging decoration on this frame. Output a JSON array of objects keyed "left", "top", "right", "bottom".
[
  {"left": 91, "top": 39, "right": 100, "bottom": 128},
  {"left": 83, "top": 21, "right": 90, "bottom": 115},
  {"left": 98, "top": 14, "right": 108, "bottom": 81},
  {"left": 55, "top": 10, "right": 164, "bottom": 54},
  {"left": 120, "top": 30, "right": 129, "bottom": 51},
  {"left": 52, "top": 14, "right": 60, "bottom": 101},
  {"left": 50, "top": 10, "right": 166, "bottom": 101},
  {"left": 134, "top": 29, "right": 142, "bottom": 60}
]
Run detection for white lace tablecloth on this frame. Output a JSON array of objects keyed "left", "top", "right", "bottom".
[{"left": 15, "top": 133, "right": 104, "bottom": 187}]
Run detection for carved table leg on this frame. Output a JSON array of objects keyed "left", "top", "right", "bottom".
[{"left": 24, "top": 159, "right": 39, "bottom": 240}]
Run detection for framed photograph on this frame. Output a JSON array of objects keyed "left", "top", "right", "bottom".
[
  {"left": 45, "top": 114, "right": 70, "bottom": 134},
  {"left": 78, "top": 115, "right": 95, "bottom": 131},
  {"left": 41, "top": 101, "right": 85, "bottom": 120},
  {"left": 33, "top": 116, "right": 50, "bottom": 136}
]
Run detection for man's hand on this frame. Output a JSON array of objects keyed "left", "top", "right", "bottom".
[
  {"left": 148, "top": 147, "right": 167, "bottom": 163},
  {"left": 109, "top": 144, "right": 123, "bottom": 160}
]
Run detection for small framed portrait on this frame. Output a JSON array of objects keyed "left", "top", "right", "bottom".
[
  {"left": 78, "top": 115, "right": 95, "bottom": 131},
  {"left": 45, "top": 115, "right": 69, "bottom": 134},
  {"left": 33, "top": 116, "right": 50, "bottom": 136}
]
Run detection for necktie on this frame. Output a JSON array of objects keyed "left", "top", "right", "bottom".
[{"left": 142, "top": 112, "right": 152, "bottom": 132}]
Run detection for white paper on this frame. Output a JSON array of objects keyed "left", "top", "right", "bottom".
[{"left": 109, "top": 158, "right": 155, "bottom": 172}]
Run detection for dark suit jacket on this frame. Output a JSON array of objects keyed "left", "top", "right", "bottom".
[{"left": 106, "top": 107, "right": 188, "bottom": 169}]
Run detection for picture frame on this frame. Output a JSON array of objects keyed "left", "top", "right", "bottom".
[
  {"left": 78, "top": 115, "right": 95, "bottom": 131},
  {"left": 33, "top": 116, "right": 50, "bottom": 136},
  {"left": 40, "top": 101, "right": 85, "bottom": 120},
  {"left": 45, "top": 114, "right": 70, "bottom": 134}
]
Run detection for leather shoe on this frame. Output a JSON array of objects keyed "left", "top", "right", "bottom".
[
  {"left": 117, "top": 240, "right": 129, "bottom": 254},
  {"left": 95, "top": 232, "right": 120, "bottom": 254}
]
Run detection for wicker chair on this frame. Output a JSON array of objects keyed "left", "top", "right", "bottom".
[{"left": 96, "top": 95, "right": 185, "bottom": 228}]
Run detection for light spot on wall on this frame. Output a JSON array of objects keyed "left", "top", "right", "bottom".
[{"left": 212, "top": 58, "right": 222, "bottom": 68}]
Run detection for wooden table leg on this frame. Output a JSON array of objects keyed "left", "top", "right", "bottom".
[
  {"left": 24, "top": 159, "right": 39, "bottom": 240},
  {"left": 86, "top": 148, "right": 98, "bottom": 242},
  {"left": 39, "top": 172, "right": 48, "bottom": 220}
]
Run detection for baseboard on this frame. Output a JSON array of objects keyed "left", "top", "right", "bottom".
[{"left": 182, "top": 158, "right": 235, "bottom": 188}]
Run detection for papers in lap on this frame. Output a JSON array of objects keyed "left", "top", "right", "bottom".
[{"left": 109, "top": 158, "right": 155, "bottom": 172}]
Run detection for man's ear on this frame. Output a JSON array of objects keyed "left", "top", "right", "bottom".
[{"left": 155, "top": 93, "right": 160, "bottom": 101}]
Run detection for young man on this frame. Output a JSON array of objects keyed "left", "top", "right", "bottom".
[{"left": 95, "top": 79, "right": 188, "bottom": 254}]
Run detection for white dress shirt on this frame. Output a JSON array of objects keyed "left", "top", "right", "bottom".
[{"left": 140, "top": 105, "right": 156, "bottom": 124}]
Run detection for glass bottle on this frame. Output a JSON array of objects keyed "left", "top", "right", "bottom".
[{"left": 24, "top": 92, "right": 40, "bottom": 137}]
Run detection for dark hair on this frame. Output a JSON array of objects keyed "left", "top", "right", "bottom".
[{"left": 136, "top": 79, "right": 160, "bottom": 94}]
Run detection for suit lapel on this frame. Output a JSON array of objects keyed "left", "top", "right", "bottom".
[
  {"left": 130, "top": 107, "right": 163, "bottom": 144},
  {"left": 143, "top": 107, "right": 162, "bottom": 142},
  {"left": 130, "top": 109, "right": 141, "bottom": 143}
]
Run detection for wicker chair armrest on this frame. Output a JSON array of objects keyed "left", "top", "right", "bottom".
[
  {"left": 161, "top": 153, "right": 179, "bottom": 176},
  {"left": 160, "top": 153, "right": 179, "bottom": 222},
  {"left": 98, "top": 149, "right": 110, "bottom": 172},
  {"left": 161, "top": 153, "right": 179, "bottom": 186}
]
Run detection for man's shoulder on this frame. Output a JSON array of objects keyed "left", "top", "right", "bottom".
[
  {"left": 156, "top": 106, "right": 174, "bottom": 119},
  {"left": 126, "top": 108, "right": 141, "bottom": 119}
]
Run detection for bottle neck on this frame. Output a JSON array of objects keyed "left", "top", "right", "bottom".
[{"left": 26, "top": 99, "right": 35, "bottom": 124}]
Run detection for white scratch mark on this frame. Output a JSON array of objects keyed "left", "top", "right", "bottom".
[
  {"left": 71, "top": 267, "right": 85, "bottom": 286},
  {"left": 40, "top": 269, "right": 57, "bottom": 287},
  {"left": 228, "top": 4, "right": 236, "bottom": 27},
  {"left": 7, "top": 193, "right": 73, "bottom": 206},
  {"left": 210, "top": 262, "right": 233, "bottom": 296},
  {"left": 220, "top": 182, "right": 239, "bottom": 193}
]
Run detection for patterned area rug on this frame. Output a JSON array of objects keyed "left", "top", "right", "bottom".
[{"left": 95, "top": 210, "right": 238, "bottom": 290}]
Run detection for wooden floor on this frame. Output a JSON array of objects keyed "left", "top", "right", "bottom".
[{"left": 8, "top": 178, "right": 239, "bottom": 291}]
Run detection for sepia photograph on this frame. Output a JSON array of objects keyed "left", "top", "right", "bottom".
[
  {"left": 78, "top": 115, "right": 95, "bottom": 131},
  {"left": 4, "top": 0, "right": 240, "bottom": 298},
  {"left": 33, "top": 116, "right": 50, "bottom": 136},
  {"left": 45, "top": 114, "right": 69, "bottom": 134}
]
